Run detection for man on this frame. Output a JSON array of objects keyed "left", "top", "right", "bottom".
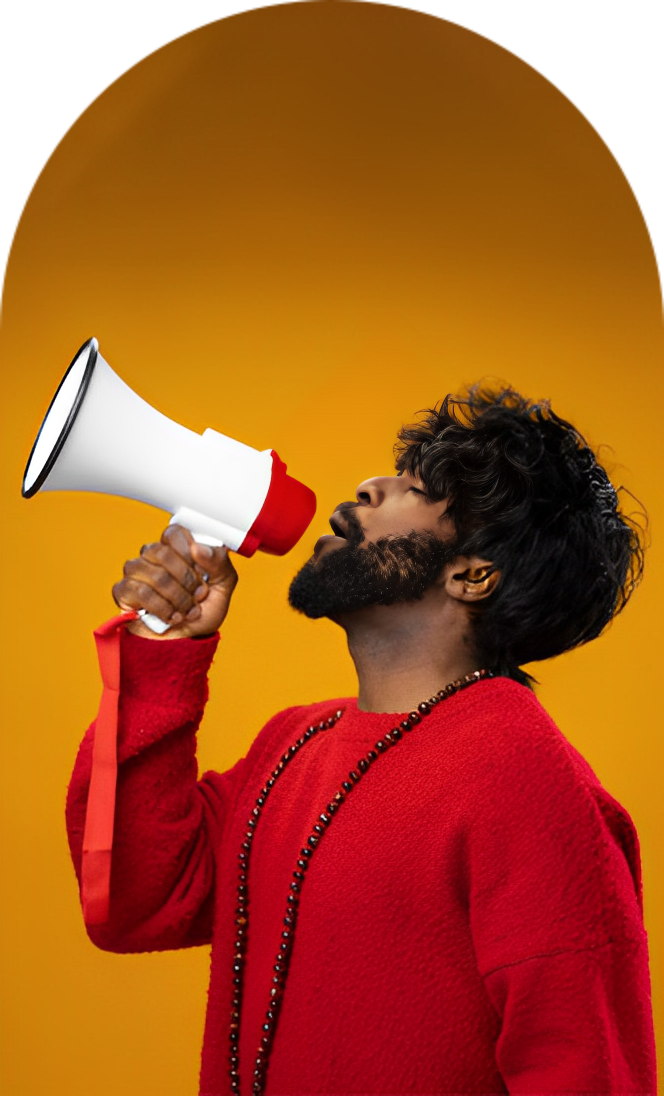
[{"left": 66, "top": 385, "right": 657, "bottom": 1095}]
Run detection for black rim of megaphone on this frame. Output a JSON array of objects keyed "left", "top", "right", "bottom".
[{"left": 21, "top": 337, "right": 99, "bottom": 498}]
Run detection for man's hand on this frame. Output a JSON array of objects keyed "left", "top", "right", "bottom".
[{"left": 112, "top": 524, "right": 238, "bottom": 639}]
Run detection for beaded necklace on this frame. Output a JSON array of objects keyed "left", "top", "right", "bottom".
[{"left": 228, "top": 667, "right": 494, "bottom": 1095}]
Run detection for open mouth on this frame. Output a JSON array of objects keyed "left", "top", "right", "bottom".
[
  {"left": 329, "top": 517, "right": 347, "bottom": 539},
  {"left": 330, "top": 507, "right": 366, "bottom": 547},
  {"left": 313, "top": 509, "right": 359, "bottom": 558}
]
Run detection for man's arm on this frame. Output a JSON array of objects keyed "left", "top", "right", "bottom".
[
  {"left": 467, "top": 699, "right": 657, "bottom": 1093},
  {"left": 66, "top": 526, "right": 242, "bottom": 953},
  {"left": 482, "top": 937, "right": 656, "bottom": 1092}
]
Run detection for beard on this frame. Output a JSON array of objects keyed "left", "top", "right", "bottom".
[{"left": 288, "top": 529, "right": 460, "bottom": 620}]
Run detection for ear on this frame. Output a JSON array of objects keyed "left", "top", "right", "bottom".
[{"left": 442, "top": 555, "right": 500, "bottom": 602}]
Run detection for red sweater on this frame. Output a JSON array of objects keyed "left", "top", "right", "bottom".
[{"left": 66, "top": 630, "right": 657, "bottom": 1095}]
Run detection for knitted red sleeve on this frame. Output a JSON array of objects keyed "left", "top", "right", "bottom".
[
  {"left": 65, "top": 628, "right": 246, "bottom": 954},
  {"left": 465, "top": 692, "right": 657, "bottom": 1092},
  {"left": 483, "top": 939, "right": 657, "bottom": 1093}
]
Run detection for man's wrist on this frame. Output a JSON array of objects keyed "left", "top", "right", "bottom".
[{"left": 119, "top": 627, "right": 220, "bottom": 706}]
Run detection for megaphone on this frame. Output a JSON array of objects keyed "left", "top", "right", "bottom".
[{"left": 22, "top": 337, "right": 317, "bottom": 631}]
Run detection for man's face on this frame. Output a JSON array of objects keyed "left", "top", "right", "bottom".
[
  {"left": 288, "top": 469, "right": 459, "bottom": 619},
  {"left": 314, "top": 468, "right": 452, "bottom": 557}
]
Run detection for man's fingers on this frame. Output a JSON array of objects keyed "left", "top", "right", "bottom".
[
  {"left": 190, "top": 541, "right": 238, "bottom": 586},
  {"left": 161, "top": 522, "right": 198, "bottom": 561},
  {"left": 139, "top": 541, "right": 200, "bottom": 595},
  {"left": 121, "top": 558, "right": 198, "bottom": 615},
  {"left": 112, "top": 577, "right": 185, "bottom": 623},
  {"left": 159, "top": 525, "right": 236, "bottom": 586}
]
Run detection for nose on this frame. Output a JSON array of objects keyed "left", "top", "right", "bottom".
[{"left": 355, "top": 476, "right": 394, "bottom": 507}]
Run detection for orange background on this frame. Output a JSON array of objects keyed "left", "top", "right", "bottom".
[{"left": 1, "top": 4, "right": 662, "bottom": 1093}]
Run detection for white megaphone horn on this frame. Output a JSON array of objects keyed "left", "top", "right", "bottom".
[{"left": 22, "top": 337, "right": 317, "bottom": 632}]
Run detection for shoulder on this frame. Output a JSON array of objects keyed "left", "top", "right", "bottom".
[
  {"left": 449, "top": 675, "right": 601, "bottom": 791},
  {"left": 456, "top": 680, "right": 647, "bottom": 965},
  {"left": 450, "top": 675, "right": 645, "bottom": 898}
]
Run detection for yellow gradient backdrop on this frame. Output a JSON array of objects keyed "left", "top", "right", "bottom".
[{"left": 1, "top": 4, "right": 662, "bottom": 1094}]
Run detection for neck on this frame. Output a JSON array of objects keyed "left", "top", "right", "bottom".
[{"left": 337, "top": 597, "right": 482, "bottom": 713}]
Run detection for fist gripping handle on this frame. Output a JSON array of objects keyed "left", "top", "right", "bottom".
[{"left": 137, "top": 511, "right": 221, "bottom": 633}]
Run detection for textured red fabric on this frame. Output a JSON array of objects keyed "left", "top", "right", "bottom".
[{"left": 66, "top": 629, "right": 657, "bottom": 1095}]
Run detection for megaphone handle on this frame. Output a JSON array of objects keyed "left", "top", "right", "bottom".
[
  {"left": 137, "top": 529, "right": 224, "bottom": 634},
  {"left": 136, "top": 610, "right": 172, "bottom": 634}
]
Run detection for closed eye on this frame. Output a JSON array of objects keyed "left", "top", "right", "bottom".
[{"left": 409, "top": 486, "right": 437, "bottom": 504}]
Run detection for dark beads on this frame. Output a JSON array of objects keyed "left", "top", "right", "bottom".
[{"left": 229, "top": 679, "right": 490, "bottom": 1096}]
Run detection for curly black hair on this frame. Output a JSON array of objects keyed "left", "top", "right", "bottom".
[{"left": 395, "top": 385, "right": 646, "bottom": 688}]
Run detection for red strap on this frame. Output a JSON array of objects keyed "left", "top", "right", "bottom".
[{"left": 81, "top": 611, "right": 139, "bottom": 924}]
